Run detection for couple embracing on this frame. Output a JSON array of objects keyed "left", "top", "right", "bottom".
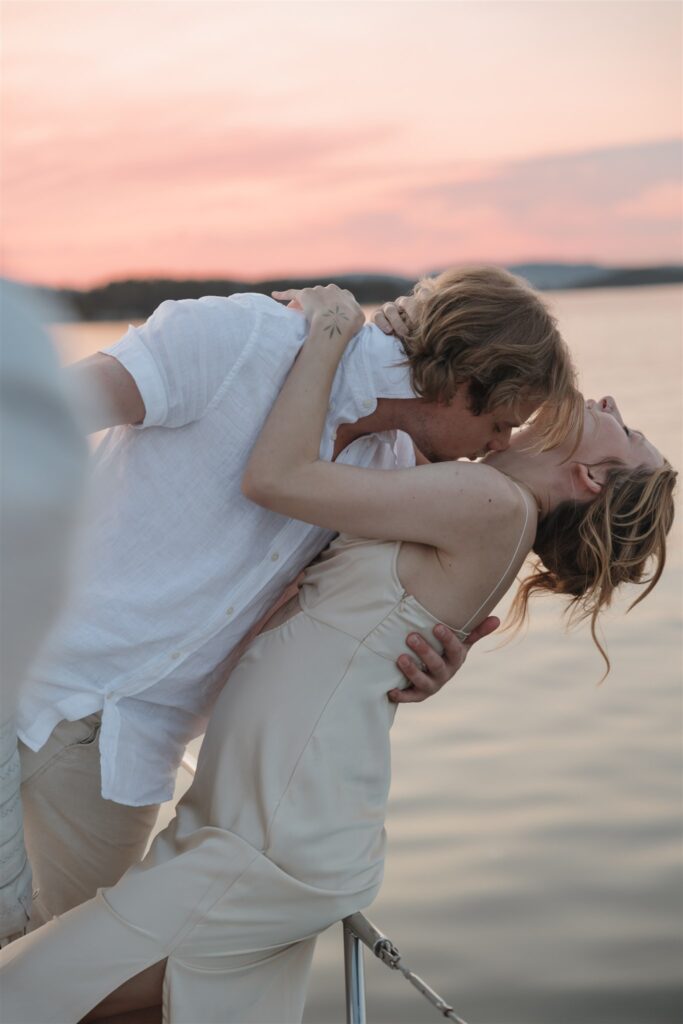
[{"left": 1, "top": 268, "right": 675, "bottom": 1022}]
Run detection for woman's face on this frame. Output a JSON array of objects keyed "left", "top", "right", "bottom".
[{"left": 576, "top": 396, "right": 663, "bottom": 474}]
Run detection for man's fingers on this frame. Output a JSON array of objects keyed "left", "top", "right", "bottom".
[
  {"left": 390, "top": 617, "right": 497, "bottom": 705},
  {"left": 394, "top": 653, "right": 437, "bottom": 700},
  {"left": 388, "top": 685, "right": 428, "bottom": 704},
  {"left": 405, "top": 632, "right": 449, "bottom": 681},
  {"left": 463, "top": 615, "right": 500, "bottom": 647}
]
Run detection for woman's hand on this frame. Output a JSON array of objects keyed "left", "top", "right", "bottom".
[
  {"left": 244, "top": 285, "right": 363, "bottom": 507},
  {"left": 272, "top": 285, "right": 365, "bottom": 343},
  {"left": 371, "top": 293, "right": 418, "bottom": 339}
]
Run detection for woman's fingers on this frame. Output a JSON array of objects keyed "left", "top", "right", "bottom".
[
  {"left": 371, "top": 295, "right": 416, "bottom": 339},
  {"left": 271, "top": 286, "right": 364, "bottom": 335},
  {"left": 271, "top": 289, "right": 303, "bottom": 310},
  {"left": 384, "top": 304, "right": 409, "bottom": 337},
  {"left": 372, "top": 309, "right": 393, "bottom": 334}
]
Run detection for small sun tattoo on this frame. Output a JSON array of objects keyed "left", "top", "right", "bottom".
[{"left": 321, "top": 306, "right": 350, "bottom": 339}]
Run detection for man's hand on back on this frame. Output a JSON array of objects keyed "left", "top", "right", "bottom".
[{"left": 389, "top": 617, "right": 500, "bottom": 703}]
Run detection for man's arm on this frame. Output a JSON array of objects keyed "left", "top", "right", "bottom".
[
  {"left": 71, "top": 294, "right": 268, "bottom": 436},
  {"left": 66, "top": 353, "right": 145, "bottom": 434}
]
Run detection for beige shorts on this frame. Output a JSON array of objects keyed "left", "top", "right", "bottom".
[{"left": 19, "top": 713, "right": 159, "bottom": 929}]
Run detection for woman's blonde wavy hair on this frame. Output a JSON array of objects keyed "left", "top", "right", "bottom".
[
  {"left": 507, "top": 460, "right": 677, "bottom": 677},
  {"left": 402, "top": 266, "right": 583, "bottom": 450}
]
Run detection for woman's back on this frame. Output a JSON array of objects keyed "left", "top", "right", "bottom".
[{"left": 267, "top": 471, "right": 537, "bottom": 650}]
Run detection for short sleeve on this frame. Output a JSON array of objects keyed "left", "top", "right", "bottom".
[
  {"left": 100, "top": 295, "right": 258, "bottom": 428},
  {"left": 394, "top": 430, "right": 417, "bottom": 468}
]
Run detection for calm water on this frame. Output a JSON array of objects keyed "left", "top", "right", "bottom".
[{"left": 53, "top": 286, "right": 683, "bottom": 1024}]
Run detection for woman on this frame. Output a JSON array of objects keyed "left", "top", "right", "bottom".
[{"left": 0, "top": 286, "right": 675, "bottom": 1024}]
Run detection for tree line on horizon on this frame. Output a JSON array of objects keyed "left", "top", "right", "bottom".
[{"left": 26, "top": 263, "right": 683, "bottom": 321}]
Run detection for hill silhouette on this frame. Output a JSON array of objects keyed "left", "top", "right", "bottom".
[{"left": 28, "top": 264, "right": 683, "bottom": 321}]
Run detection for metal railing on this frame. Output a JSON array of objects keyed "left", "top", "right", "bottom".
[
  {"left": 342, "top": 913, "right": 469, "bottom": 1024},
  {"left": 180, "top": 752, "right": 468, "bottom": 1023}
]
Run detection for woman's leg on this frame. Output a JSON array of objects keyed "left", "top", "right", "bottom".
[
  {"left": 162, "top": 935, "right": 318, "bottom": 1024},
  {"left": 0, "top": 894, "right": 167, "bottom": 1024},
  {"left": 86, "top": 1010, "right": 160, "bottom": 1024},
  {"left": 81, "top": 961, "right": 165, "bottom": 1022},
  {"left": 79, "top": 936, "right": 318, "bottom": 1024}
]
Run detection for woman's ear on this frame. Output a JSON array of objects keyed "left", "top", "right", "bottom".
[{"left": 573, "top": 463, "right": 603, "bottom": 499}]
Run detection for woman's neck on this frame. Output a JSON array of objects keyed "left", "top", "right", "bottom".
[{"left": 485, "top": 445, "right": 564, "bottom": 518}]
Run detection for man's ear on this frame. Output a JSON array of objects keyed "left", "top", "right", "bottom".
[{"left": 572, "top": 462, "right": 603, "bottom": 499}]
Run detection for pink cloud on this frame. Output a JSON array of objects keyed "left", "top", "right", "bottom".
[
  {"left": 3, "top": 2, "right": 681, "bottom": 286},
  {"left": 615, "top": 182, "right": 683, "bottom": 221}
]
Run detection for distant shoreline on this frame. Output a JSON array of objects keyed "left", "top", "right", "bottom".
[{"left": 19, "top": 263, "right": 683, "bottom": 322}]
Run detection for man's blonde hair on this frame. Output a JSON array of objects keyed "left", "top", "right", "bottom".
[{"left": 401, "top": 266, "right": 583, "bottom": 449}]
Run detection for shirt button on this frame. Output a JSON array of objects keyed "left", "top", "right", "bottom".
[
  {"left": 362, "top": 399, "right": 373, "bottom": 410},
  {"left": 171, "top": 651, "right": 181, "bottom": 660},
  {"left": 271, "top": 552, "right": 279, "bottom": 562},
  {"left": 225, "top": 606, "right": 234, "bottom": 617}
]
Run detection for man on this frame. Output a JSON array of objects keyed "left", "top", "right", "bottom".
[{"left": 18, "top": 266, "right": 579, "bottom": 929}]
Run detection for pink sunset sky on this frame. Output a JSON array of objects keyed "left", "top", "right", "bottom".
[{"left": 2, "top": 0, "right": 682, "bottom": 288}]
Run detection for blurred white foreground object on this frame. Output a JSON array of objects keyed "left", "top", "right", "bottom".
[{"left": 0, "top": 281, "right": 87, "bottom": 939}]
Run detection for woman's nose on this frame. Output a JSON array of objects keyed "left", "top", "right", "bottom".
[{"left": 599, "top": 395, "right": 624, "bottom": 424}]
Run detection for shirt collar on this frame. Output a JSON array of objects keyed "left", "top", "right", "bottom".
[{"left": 346, "top": 324, "right": 416, "bottom": 420}]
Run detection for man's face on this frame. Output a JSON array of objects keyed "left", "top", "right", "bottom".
[{"left": 411, "top": 389, "right": 539, "bottom": 462}]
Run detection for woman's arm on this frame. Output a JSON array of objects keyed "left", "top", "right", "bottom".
[
  {"left": 243, "top": 286, "right": 521, "bottom": 554},
  {"left": 243, "top": 284, "right": 363, "bottom": 496}
]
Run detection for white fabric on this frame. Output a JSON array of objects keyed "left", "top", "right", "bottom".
[{"left": 18, "top": 294, "right": 416, "bottom": 806}]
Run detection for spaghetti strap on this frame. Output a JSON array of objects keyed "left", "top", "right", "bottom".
[{"left": 458, "top": 481, "right": 532, "bottom": 636}]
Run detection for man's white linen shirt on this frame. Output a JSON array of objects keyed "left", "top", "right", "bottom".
[{"left": 18, "top": 294, "right": 416, "bottom": 805}]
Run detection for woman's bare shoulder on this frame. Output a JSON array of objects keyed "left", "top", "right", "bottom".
[
  {"left": 434, "top": 459, "right": 531, "bottom": 519},
  {"left": 430, "top": 460, "right": 536, "bottom": 558}
]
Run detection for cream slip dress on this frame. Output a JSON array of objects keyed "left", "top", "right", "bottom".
[{"left": 0, "top": 522, "right": 527, "bottom": 1024}]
